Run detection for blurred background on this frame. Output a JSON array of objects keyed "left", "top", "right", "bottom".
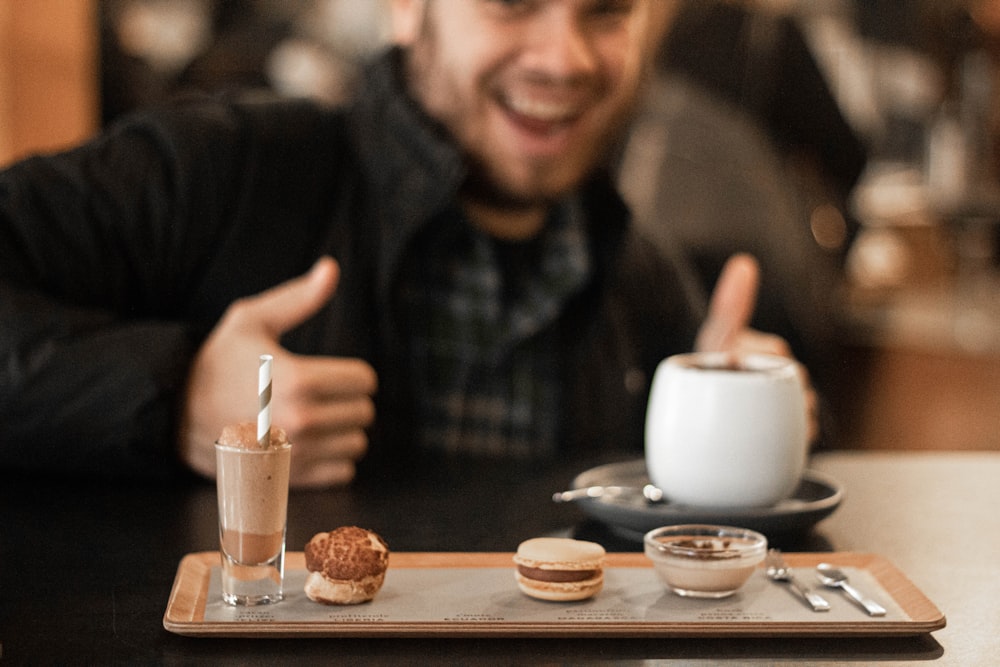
[{"left": 1, "top": 0, "right": 997, "bottom": 452}]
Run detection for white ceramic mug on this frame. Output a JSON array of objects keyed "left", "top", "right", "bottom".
[{"left": 644, "top": 352, "right": 808, "bottom": 508}]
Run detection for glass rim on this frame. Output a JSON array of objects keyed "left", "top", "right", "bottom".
[
  {"left": 214, "top": 441, "right": 292, "bottom": 453},
  {"left": 643, "top": 524, "right": 767, "bottom": 557}
]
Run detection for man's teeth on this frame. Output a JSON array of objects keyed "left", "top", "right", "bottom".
[{"left": 506, "top": 95, "right": 578, "bottom": 122}]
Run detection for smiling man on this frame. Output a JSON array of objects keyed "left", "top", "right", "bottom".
[
  {"left": 0, "top": 0, "right": 797, "bottom": 486},
  {"left": 395, "top": 0, "right": 671, "bottom": 238}
]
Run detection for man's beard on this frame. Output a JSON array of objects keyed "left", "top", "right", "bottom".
[{"left": 459, "top": 156, "right": 561, "bottom": 213}]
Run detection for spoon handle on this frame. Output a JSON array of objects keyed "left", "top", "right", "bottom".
[
  {"left": 552, "top": 486, "right": 623, "bottom": 502},
  {"left": 552, "top": 485, "right": 664, "bottom": 504},
  {"left": 795, "top": 581, "right": 832, "bottom": 612},
  {"left": 839, "top": 581, "right": 887, "bottom": 617}
]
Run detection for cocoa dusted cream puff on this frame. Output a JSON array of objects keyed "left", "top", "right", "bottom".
[
  {"left": 513, "top": 537, "right": 606, "bottom": 601},
  {"left": 304, "top": 527, "right": 389, "bottom": 604}
]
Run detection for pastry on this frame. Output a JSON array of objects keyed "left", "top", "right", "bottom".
[
  {"left": 513, "top": 537, "right": 605, "bottom": 601},
  {"left": 304, "top": 527, "right": 390, "bottom": 604}
]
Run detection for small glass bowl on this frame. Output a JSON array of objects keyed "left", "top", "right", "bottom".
[{"left": 644, "top": 524, "right": 767, "bottom": 598}]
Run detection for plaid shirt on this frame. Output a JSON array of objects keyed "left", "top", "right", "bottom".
[{"left": 397, "top": 199, "right": 591, "bottom": 457}]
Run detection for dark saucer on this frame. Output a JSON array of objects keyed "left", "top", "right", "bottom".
[{"left": 568, "top": 459, "right": 843, "bottom": 541}]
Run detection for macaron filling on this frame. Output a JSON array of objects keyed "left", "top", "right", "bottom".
[{"left": 516, "top": 565, "right": 599, "bottom": 583}]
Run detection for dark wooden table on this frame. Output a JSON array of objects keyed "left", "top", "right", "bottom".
[{"left": 1, "top": 450, "right": 994, "bottom": 664}]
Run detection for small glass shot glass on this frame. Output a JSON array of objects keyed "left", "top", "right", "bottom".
[{"left": 215, "top": 441, "right": 292, "bottom": 605}]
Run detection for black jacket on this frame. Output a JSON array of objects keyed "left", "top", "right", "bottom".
[{"left": 0, "top": 49, "right": 700, "bottom": 479}]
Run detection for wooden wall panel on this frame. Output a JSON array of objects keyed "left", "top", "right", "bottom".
[{"left": 0, "top": 0, "right": 97, "bottom": 167}]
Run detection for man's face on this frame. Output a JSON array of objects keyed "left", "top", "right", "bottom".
[{"left": 393, "top": 0, "right": 662, "bottom": 209}]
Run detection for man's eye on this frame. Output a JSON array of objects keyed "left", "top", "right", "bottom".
[
  {"left": 590, "top": 0, "right": 635, "bottom": 16},
  {"left": 484, "top": 0, "right": 532, "bottom": 8},
  {"left": 482, "top": 0, "right": 537, "bottom": 15},
  {"left": 480, "top": 0, "right": 635, "bottom": 21}
]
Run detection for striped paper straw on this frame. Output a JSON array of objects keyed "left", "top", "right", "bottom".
[{"left": 257, "top": 354, "right": 273, "bottom": 448}]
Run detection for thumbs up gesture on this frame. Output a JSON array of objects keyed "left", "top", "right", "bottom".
[
  {"left": 179, "top": 257, "right": 377, "bottom": 487},
  {"left": 695, "top": 254, "right": 818, "bottom": 441},
  {"left": 695, "top": 254, "right": 790, "bottom": 356}
]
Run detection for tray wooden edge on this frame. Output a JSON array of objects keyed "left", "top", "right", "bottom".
[
  {"left": 163, "top": 551, "right": 946, "bottom": 638},
  {"left": 164, "top": 552, "right": 215, "bottom": 627}
]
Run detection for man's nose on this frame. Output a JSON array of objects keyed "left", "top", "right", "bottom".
[{"left": 522, "top": 8, "right": 599, "bottom": 79}]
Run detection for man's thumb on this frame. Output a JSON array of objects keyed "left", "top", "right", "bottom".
[
  {"left": 695, "top": 253, "right": 760, "bottom": 352},
  {"left": 252, "top": 256, "right": 340, "bottom": 337}
]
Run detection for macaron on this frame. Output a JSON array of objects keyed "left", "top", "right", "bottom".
[{"left": 513, "top": 537, "right": 606, "bottom": 601}]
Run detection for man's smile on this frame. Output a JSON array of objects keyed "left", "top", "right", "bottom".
[{"left": 501, "top": 89, "right": 585, "bottom": 126}]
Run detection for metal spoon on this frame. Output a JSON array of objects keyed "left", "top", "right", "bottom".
[
  {"left": 816, "top": 563, "right": 887, "bottom": 616},
  {"left": 765, "top": 549, "right": 830, "bottom": 611},
  {"left": 552, "top": 484, "right": 666, "bottom": 504}
]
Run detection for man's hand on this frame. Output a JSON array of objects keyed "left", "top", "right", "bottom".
[
  {"left": 695, "top": 253, "right": 818, "bottom": 441},
  {"left": 179, "top": 257, "right": 377, "bottom": 487}
]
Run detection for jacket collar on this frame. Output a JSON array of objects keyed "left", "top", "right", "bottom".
[{"left": 347, "top": 48, "right": 466, "bottom": 302}]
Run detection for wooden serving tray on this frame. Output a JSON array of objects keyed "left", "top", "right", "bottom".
[{"left": 163, "top": 552, "right": 944, "bottom": 638}]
